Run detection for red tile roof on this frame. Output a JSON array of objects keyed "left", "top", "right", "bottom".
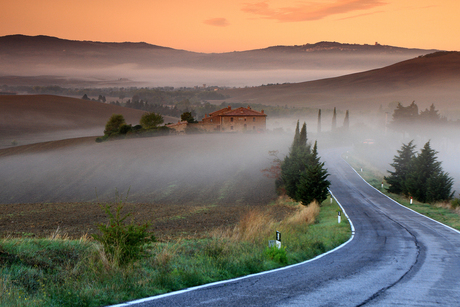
[{"left": 221, "top": 107, "right": 266, "bottom": 117}]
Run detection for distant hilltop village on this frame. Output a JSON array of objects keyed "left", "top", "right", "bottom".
[{"left": 167, "top": 105, "right": 267, "bottom": 133}]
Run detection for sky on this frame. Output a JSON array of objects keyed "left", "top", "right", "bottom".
[{"left": 1, "top": 0, "right": 459, "bottom": 53}]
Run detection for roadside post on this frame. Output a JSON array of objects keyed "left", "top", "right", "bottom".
[
  {"left": 338, "top": 211, "right": 341, "bottom": 224},
  {"left": 269, "top": 231, "right": 282, "bottom": 249},
  {"left": 410, "top": 197, "right": 413, "bottom": 204}
]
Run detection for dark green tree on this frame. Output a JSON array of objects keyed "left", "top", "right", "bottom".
[
  {"left": 385, "top": 140, "right": 416, "bottom": 195},
  {"left": 299, "top": 122, "right": 307, "bottom": 148},
  {"left": 181, "top": 111, "right": 198, "bottom": 123},
  {"left": 281, "top": 124, "right": 329, "bottom": 205},
  {"left": 104, "top": 114, "right": 126, "bottom": 136},
  {"left": 296, "top": 161, "right": 330, "bottom": 206},
  {"left": 140, "top": 112, "right": 164, "bottom": 129},
  {"left": 405, "top": 141, "right": 453, "bottom": 203}
]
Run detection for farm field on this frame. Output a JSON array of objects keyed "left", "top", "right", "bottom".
[{"left": 0, "top": 133, "right": 293, "bottom": 239}]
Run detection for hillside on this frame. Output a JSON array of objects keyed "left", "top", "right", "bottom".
[
  {"left": 0, "top": 95, "right": 178, "bottom": 148},
  {"left": 0, "top": 35, "right": 437, "bottom": 87},
  {"left": 218, "top": 52, "right": 460, "bottom": 112}
]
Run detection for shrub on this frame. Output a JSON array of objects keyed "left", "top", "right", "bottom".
[
  {"left": 140, "top": 112, "right": 164, "bottom": 129},
  {"left": 104, "top": 114, "right": 126, "bottom": 136},
  {"left": 264, "top": 246, "right": 287, "bottom": 264},
  {"left": 92, "top": 204, "right": 155, "bottom": 267},
  {"left": 118, "top": 124, "right": 132, "bottom": 134}
]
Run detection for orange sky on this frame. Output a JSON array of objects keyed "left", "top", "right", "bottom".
[{"left": 1, "top": 0, "right": 458, "bottom": 53}]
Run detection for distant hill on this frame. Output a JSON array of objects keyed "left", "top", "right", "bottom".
[
  {"left": 218, "top": 52, "right": 460, "bottom": 112},
  {"left": 0, "top": 95, "right": 178, "bottom": 148},
  {"left": 0, "top": 35, "right": 439, "bottom": 87}
]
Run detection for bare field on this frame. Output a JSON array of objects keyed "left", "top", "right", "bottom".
[{"left": 0, "top": 133, "right": 293, "bottom": 239}]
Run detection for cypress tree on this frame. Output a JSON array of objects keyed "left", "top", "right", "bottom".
[
  {"left": 317, "top": 109, "right": 322, "bottom": 133},
  {"left": 299, "top": 122, "right": 307, "bottom": 148},
  {"left": 332, "top": 107, "right": 337, "bottom": 130},
  {"left": 343, "top": 110, "right": 349, "bottom": 131}
]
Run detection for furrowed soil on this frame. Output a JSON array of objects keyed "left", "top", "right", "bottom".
[{"left": 0, "top": 133, "right": 293, "bottom": 240}]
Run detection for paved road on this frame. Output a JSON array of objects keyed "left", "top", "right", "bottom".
[{"left": 114, "top": 149, "right": 460, "bottom": 306}]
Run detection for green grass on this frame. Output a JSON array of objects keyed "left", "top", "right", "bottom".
[
  {"left": 344, "top": 152, "right": 460, "bottom": 232},
  {"left": 0, "top": 198, "right": 350, "bottom": 307}
]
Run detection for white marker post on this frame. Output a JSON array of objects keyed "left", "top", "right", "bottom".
[
  {"left": 276, "top": 231, "right": 281, "bottom": 249},
  {"left": 338, "top": 211, "right": 341, "bottom": 224},
  {"left": 410, "top": 197, "right": 413, "bottom": 204}
]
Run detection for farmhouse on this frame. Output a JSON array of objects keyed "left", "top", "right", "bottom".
[{"left": 167, "top": 106, "right": 267, "bottom": 133}]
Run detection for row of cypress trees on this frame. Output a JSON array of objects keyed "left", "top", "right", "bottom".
[
  {"left": 280, "top": 121, "right": 330, "bottom": 206},
  {"left": 385, "top": 140, "right": 454, "bottom": 203}
]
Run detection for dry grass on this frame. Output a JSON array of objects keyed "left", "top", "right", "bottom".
[
  {"left": 285, "top": 201, "right": 320, "bottom": 225},
  {"left": 212, "top": 197, "right": 320, "bottom": 245}
]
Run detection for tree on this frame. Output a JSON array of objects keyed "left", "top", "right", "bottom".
[
  {"left": 140, "top": 112, "right": 164, "bottom": 129},
  {"left": 280, "top": 122, "right": 330, "bottom": 205},
  {"left": 405, "top": 141, "right": 454, "bottom": 203},
  {"left": 296, "top": 161, "right": 330, "bottom": 206},
  {"left": 317, "top": 109, "right": 322, "bottom": 133},
  {"left": 104, "top": 114, "right": 126, "bottom": 136},
  {"left": 82, "top": 94, "right": 90, "bottom": 100},
  {"left": 331, "top": 107, "right": 337, "bottom": 130},
  {"left": 385, "top": 140, "right": 416, "bottom": 195},
  {"left": 181, "top": 111, "right": 197, "bottom": 123},
  {"left": 343, "top": 110, "right": 349, "bottom": 131},
  {"left": 299, "top": 122, "right": 307, "bottom": 148}
]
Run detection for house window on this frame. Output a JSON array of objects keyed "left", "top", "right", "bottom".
[
  {"left": 231, "top": 126, "right": 233, "bottom": 130},
  {"left": 231, "top": 117, "right": 233, "bottom": 122},
  {"left": 210, "top": 119, "right": 213, "bottom": 122},
  {"left": 253, "top": 117, "right": 255, "bottom": 122},
  {"left": 244, "top": 118, "right": 247, "bottom": 121}
]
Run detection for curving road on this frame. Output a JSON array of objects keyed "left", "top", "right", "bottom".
[{"left": 114, "top": 149, "right": 460, "bottom": 306}]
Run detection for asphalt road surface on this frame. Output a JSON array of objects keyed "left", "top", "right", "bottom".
[{"left": 113, "top": 149, "right": 460, "bottom": 307}]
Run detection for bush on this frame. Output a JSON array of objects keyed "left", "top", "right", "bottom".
[
  {"left": 118, "top": 124, "right": 132, "bottom": 134},
  {"left": 104, "top": 114, "right": 126, "bottom": 136},
  {"left": 93, "top": 204, "right": 155, "bottom": 267},
  {"left": 140, "top": 112, "right": 164, "bottom": 129},
  {"left": 264, "top": 246, "right": 287, "bottom": 264}
]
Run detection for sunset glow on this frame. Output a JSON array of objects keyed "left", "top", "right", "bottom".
[{"left": 0, "top": 0, "right": 458, "bottom": 53}]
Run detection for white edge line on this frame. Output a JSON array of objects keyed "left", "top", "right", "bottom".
[
  {"left": 110, "top": 193, "right": 356, "bottom": 306},
  {"left": 346, "top": 159, "right": 460, "bottom": 236}
]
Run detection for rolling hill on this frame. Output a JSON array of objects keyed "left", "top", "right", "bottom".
[
  {"left": 0, "top": 35, "right": 438, "bottom": 87},
  {"left": 218, "top": 52, "right": 460, "bottom": 113},
  {"left": 0, "top": 95, "right": 178, "bottom": 148}
]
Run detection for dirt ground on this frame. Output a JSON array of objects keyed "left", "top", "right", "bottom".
[{"left": 0, "top": 200, "right": 296, "bottom": 241}]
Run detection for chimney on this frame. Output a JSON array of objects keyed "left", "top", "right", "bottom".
[
  {"left": 247, "top": 105, "right": 251, "bottom": 110},
  {"left": 205, "top": 113, "right": 208, "bottom": 118},
  {"left": 261, "top": 110, "right": 264, "bottom": 114},
  {"left": 228, "top": 106, "right": 231, "bottom": 110}
]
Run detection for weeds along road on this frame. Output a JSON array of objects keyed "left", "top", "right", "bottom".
[{"left": 113, "top": 148, "right": 460, "bottom": 307}]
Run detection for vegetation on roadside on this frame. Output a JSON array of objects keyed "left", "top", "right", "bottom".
[
  {"left": 0, "top": 195, "right": 350, "bottom": 307},
  {"left": 345, "top": 152, "right": 460, "bottom": 231}
]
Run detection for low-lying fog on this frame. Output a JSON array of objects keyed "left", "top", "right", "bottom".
[
  {"left": 4, "top": 66, "right": 358, "bottom": 87},
  {"left": 0, "top": 134, "right": 292, "bottom": 204},
  {"left": 1, "top": 115, "right": 459, "bottom": 205}
]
